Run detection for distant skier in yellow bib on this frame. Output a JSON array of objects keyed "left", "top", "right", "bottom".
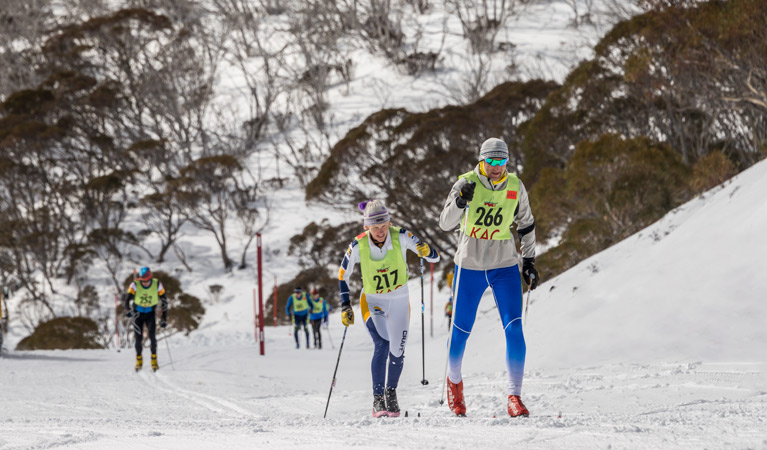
[{"left": 124, "top": 267, "right": 168, "bottom": 372}]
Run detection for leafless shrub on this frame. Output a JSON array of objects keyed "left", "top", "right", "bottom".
[
  {"left": 258, "top": 0, "right": 286, "bottom": 15},
  {"left": 208, "top": 284, "right": 224, "bottom": 303},
  {"left": 213, "top": 0, "right": 289, "bottom": 147},
  {"left": 299, "top": 59, "right": 354, "bottom": 90},
  {"left": 564, "top": 0, "right": 596, "bottom": 27},
  {"left": 360, "top": 4, "right": 405, "bottom": 59},
  {"left": 397, "top": 51, "right": 440, "bottom": 75},
  {"left": 405, "top": 0, "right": 431, "bottom": 13},
  {"left": 446, "top": 0, "right": 519, "bottom": 54}
]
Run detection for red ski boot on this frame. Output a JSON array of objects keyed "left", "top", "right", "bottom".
[
  {"left": 447, "top": 377, "right": 466, "bottom": 416},
  {"left": 507, "top": 395, "right": 529, "bottom": 417}
]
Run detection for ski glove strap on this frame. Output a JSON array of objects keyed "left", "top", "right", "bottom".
[
  {"left": 341, "top": 304, "right": 354, "bottom": 327},
  {"left": 455, "top": 181, "right": 476, "bottom": 209},
  {"left": 416, "top": 242, "right": 431, "bottom": 258},
  {"left": 522, "top": 258, "right": 539, "bottom": 290}
]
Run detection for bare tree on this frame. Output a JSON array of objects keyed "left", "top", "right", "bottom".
[
  {"left": 178, "top": 155, "right": 244, "bottom": 271},
  {"left": 286, "top": 0, "right": 356, "bottom": 133},
  {"left": 0, "top": 0, "right": 62, "bottom": 99},
  {"left": 563, "top": 0, "right": 596, "bottom": 27},
  {"left": 446, "top": 0, "right": 517, "bottom": 54},
  {"left": 448, "top": 52, "right": 496, "bottom": 104},
  {"left": 139, "top": 180, "right": 196, "bottom": 264},
  {"left": 231, "top": 176, "right": 270, "bottom": 270}
]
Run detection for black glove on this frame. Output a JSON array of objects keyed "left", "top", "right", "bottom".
[
  {"left": 455, "top": 181, "right": 476, "bottom": 209},
  {"left": 160, "top": 312, "right": 167, "bottom": 328},
  {"left": 522, "top": 258, "right": 539, "bottom": 290}
]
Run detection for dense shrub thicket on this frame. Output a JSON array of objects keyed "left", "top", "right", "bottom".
[
  {"left": 522, "top": 0, "right": 767, "bottom": 185},
  {"left": 16, "top": 316, "right": 103, "bottom": 350},
  {"left": 533, "top": 134, "right": 692, "bottom": 279}
]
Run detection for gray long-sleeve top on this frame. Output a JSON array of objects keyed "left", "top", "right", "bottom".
[{"left": 439, "top": 164, "right": 536, "bottom": 270}]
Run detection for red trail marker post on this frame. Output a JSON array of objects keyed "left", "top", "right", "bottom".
[
  {"left": 257, "top": 233, "right": 265, "bottom": 355},
  {"left": 114, "top": 294, "right": 121, "bottom": 351}
]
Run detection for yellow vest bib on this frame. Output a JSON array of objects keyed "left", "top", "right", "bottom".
[
  {"left": 134, "top": 279, "right": 159, "bottom": 307},
  {"left": 312, "top": 297, "right": 325, "bottom": 314},
  {"left": 356, "top": 227, "right": 409, "bottom": 294},
  {"left": 459, "top": 171, "right": 519, "bottom": 240},
  {"left": 291, "top": 294, "right": 310, "bottom": 313}
]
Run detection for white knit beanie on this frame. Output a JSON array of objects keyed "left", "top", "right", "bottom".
[
  {"left": 479, "top": 137, "right": 509, "bottom": 161},
  {"left": 359, "top": 199, "right": 391, "bottom": 226}
]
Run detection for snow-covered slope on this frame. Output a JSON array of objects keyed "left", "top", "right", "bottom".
[
  {"left": 2, "top": 1, "right": 765, "bottom": 448},
  {"left": 525, "top": 158, "right": 767, "bottom": 368},
  {"left": 2, "top": 153, "right": 765, "bottom": 450}
]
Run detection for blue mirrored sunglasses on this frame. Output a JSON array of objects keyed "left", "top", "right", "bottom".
[{"left": 484, "top": 157, "right": 508, "bottom": 167}]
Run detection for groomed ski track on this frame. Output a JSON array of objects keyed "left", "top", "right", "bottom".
[{"left": 1, "top": 339, "right": 765, "bottom": 449}]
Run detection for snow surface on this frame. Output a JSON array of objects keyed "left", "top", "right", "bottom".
[
  {"left": 2, "top": 2, "right": 766, "bottom": 448},
  {"left": 2, "top": 156, "right": 766, "bottom": 449}
]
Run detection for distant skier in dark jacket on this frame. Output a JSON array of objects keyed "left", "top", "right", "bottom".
[
  {"left": 285, "top": 287, "right": 311, "bottom": 349},
  {"left": 124, "top": 267, "right": 168, "bottom": 372},
  {"left": 308, "top": 288, "right": 329, "bottom": 349}
]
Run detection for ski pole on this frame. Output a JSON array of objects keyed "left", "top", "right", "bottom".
[
  {"left": 163, "top": 328, "right": 175, "bottom": 370},
  {"left": 523, "top": 273, "right": 535, "bottom": 327},
  {"left": 323, "top": 326, "right": 348, "bottom": 418},
  {"left": 325, "top": 321, "right": 336, "bottom": 349},
  {"left": 440, "top": 193, "right": 472, "bottom": 405},
  {"left": 420, "top": 258, "right": 428, "bottom": 386}
]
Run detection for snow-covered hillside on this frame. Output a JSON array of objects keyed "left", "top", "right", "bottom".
[
  {"left": 1, "top": 148, "right": 765, "bottom": 449},
  {"left": 2, "top": 1, "right": 765, "bottom": 448},
  {"left": 0, "top": 0, "right": 629, "bottom": 350},
  {"left": 527, "top": 159, "right": 767, "bottom": 368}
]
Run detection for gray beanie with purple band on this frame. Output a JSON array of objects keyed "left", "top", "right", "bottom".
[
  {"left": 359, "top": 199, "right": 391, "bottom": 226},
  {"left": 479, "top": 137, "right": 509, "bottom": 161}
]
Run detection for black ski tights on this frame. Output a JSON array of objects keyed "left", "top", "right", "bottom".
[
  {"left": 133, "top": 310, "right": 157, "bottom": 356},
  {"left": 311, "top": 319, "right": 322, "bottom": 348}
]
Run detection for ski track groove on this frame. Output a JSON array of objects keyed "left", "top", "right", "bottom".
[
  {"left": 153, "top": 371, "right": 259, "bottom": 418},
  {"left": 1, "top": 428, "right": 102, "bottom": 450},
  {"left": 138, "top": 369, "right": 258, "bottom": 419}
]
